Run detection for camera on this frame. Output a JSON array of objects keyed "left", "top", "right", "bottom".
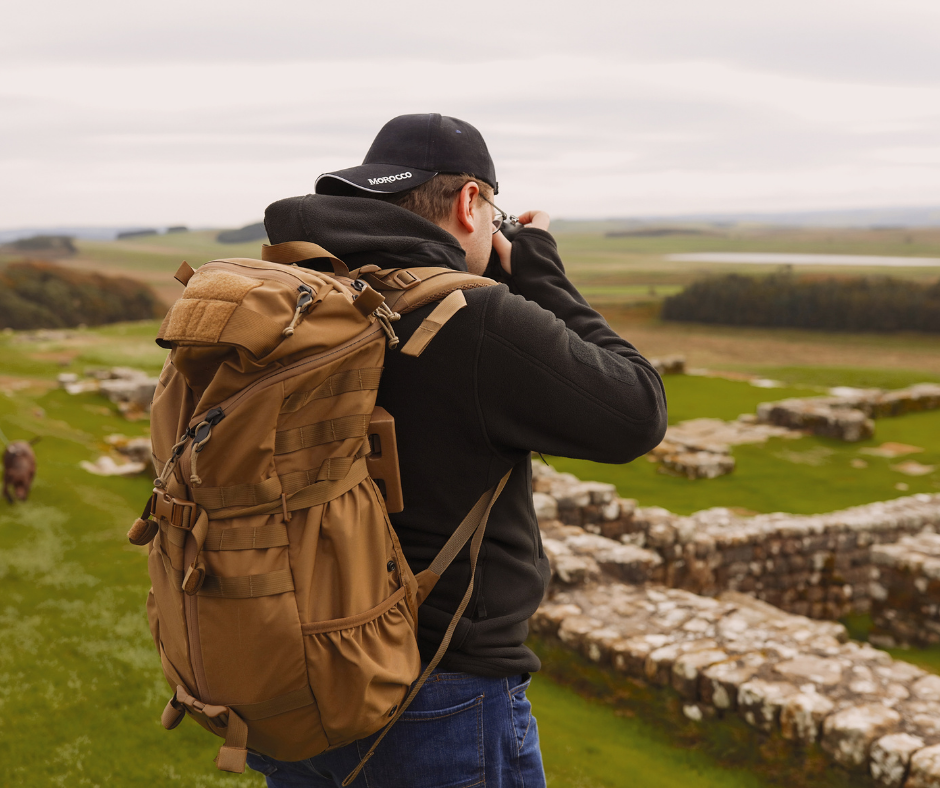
[{"left": 499, "top": 215, "right": 524, "bottom": 242}]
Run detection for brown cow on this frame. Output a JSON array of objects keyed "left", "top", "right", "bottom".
[{"left": 3, "top": 440, "right": 38, "bottom": 503}]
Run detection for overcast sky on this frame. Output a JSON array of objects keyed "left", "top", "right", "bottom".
[{"left": 2, "top": 0, "right": 940, "bottom": 228}]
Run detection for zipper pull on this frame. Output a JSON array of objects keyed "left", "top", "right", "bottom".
[
  {"left": 189, "top": 408, "right": 226, "bottom": 487},
  {"left": 283, "top": 285, "right": 315, "bottom": 337}
]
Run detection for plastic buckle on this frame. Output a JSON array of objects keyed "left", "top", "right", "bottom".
[
  {"left": 170, "top": 497, "right": 195, "bottom": 528},
  {"left": 390, "top": 270, "right": 420, "bottom": 289},
  {"left": 153, "top": 491, "right": 196, "bottom": 529}
]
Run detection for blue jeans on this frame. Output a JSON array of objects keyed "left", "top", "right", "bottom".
[{"left": 246, "top": 670, "right": 545, "bottom": 788}]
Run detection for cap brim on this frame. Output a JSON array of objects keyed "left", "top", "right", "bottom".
[{"left": 315, "top": 164, "right": 437, "bottom": 196}]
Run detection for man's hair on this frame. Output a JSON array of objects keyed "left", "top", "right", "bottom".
[{"left": 382, "top": 173, "right": 494, "bottom": 225}]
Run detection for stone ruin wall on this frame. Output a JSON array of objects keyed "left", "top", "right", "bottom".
[
  {"left": 532, "top": 468, "right": 940, "bottom": 786},
  {"left": 757, "top": 383, "right": 940, "bottom": 442},
  {"left": 873, "top": 533, "right": 940, "bottom": 649},
  {"left": 533, "top": 462, "right": 940, "bottom": 620}
]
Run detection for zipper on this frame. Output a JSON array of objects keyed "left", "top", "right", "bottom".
[{"left": 181, "top": 441, "right": 212, "bottom": 702}]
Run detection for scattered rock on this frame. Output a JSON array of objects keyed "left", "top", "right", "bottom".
[{"left": 80, "top": 456, "right": 148, "bottom": 477}]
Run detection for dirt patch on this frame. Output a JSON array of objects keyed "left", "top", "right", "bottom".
[
  {"left": 861, "top": 443, "right": 925, "bottom": 458},
  {"left": 29, "top": 350, "right": 80, "bottom": 365}
]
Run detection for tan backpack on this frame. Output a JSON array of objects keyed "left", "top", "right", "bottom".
[{"left": 128, "top": 242, "right": 506, "bottom": 784}]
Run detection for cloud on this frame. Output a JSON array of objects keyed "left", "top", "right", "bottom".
[{"left": 2, "top": 1, "right": 940, "bottom": 225}]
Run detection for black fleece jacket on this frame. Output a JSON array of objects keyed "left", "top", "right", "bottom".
[{"left": 264, "top": 194, "right": 668, "bottom": 677}]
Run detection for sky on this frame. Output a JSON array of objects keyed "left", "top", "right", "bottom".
[{"left": 2, "top": 0, "right": 940, "bottom": 228}]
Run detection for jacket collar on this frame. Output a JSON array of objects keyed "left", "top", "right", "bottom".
[{"left": 264, "top": 193, "right": 468, "bottom": 272}]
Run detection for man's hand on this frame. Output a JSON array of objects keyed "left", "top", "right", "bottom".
[{"left": 491, "top": 210, "right": 551, "bottom": 275}]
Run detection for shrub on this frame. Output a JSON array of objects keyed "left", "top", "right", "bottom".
[
  {"left": 5, "top": 235, "right": 77, "bottom": 254},
  {"left": 662, "top": 272, "right": 940, "bottom": 333},
  {"left": 216, "top": 222, "right": 267, "bottom": 244},
  {"left": 0, "top": 261, "right": 165, "bottom": 330}
]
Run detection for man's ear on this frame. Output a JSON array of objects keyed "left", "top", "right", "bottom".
[{"left": 455, "top": 181, "right": 481, "bottom": 234}]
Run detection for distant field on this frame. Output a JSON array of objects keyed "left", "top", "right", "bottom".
[{"left": 2, "top": 224, "right": 938, "bottom": 311}]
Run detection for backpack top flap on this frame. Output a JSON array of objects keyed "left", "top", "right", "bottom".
[{"left": 157, "top": 258, "right": 375, "bottom": 366}]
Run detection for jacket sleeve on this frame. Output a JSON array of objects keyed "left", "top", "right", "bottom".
[{"left": 475, "top": 228, "right": 667, "bottom": 463}]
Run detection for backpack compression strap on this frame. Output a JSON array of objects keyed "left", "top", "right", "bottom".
[{"left": 342, "top": 468, "right": 513, "bottom": 786}]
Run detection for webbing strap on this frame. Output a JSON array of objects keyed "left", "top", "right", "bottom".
[
  {"left": 283, "top": 456, "right": 369, "bottom": 511},
  {"left": 275, "top": 414, "right": 370, "bottom": 455},
  {"left": 342, "top": 469, "right": 513, "bottom": 787},
  {"left": 429, "top": 470, "right": 512, "bottom": 579},
  {"left": 206, "top": 456, "right": 369, "bottom": 520},
  {"left": 170, "top": 685, "right": 249, "bottom": 774},
  {"left": 204, "top": 523, "right": 289, "bottom": 551},
  {"left": 281, "top": 445, "right": 369, "bottom": 492},
  {"left": 282, "top": 368, "right": 383, "bottom": 413},
  {"left": 201, "top": 569, "right": 294, "bottom": 598},
  {"left": 215, "top": 710, "right": 249, "bottom": 773},
  {"left": 261, "top": 242, "right": 350, "bottom": 277},
  {"left": 231, "top": 686, "right": 315, "bottom": 721},
  {"left": 193, "top": 475, "right": 282, "bottom": 510},
  {"left": 169, "top": 567, "right": 294, "bottom": 597},
  {"left": 400, "top": 289, "right": 468, "bottom": 358}
]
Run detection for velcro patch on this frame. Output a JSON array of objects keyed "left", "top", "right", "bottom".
[
  {"left": 163, "top": 299, "right": 239, "bottom": 344},
  {"left": 183, "top": 269, "right": 261, "bottom": 303}
]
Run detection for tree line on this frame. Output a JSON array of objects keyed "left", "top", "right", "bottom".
[
  {"left": 0, "top": 261, "right": 165, "bottom": 330},
  {"left": 661, "top": 271, "right": 940, "bottom": 333}
]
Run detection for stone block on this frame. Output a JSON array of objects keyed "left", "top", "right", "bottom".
[
  {"left": 612, "top": 634, "right": 671, "bottom": 678},
  {"left": 671, "top": 649, "right": 728, "bottom": 700},
  {"left": 821, "top": 704, "right": 901, "bottom": 771},
  {"left": 738, "top": 680, "right": 797, "bottom": 733},
  {"left": 870, "top": 733, "right": 925, "bottom": 788},
  {"left": 907, "top": 743, "right": 940, "bottom": 788},
  {"left": 532, "top": 492, "right": 558, "bottom": 522},
  {"left": 780, "top": 691, "right": 835, "bottom": 743}
]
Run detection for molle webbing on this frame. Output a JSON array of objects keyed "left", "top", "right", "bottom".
[
  {"left": 282, "top": 368, "right": 383, "bottom": 413},
  {"left": 194, "top": 475, "right": 282, "bottom": 510},
  {"left": 205, "top": 456, "right": 369, "bottom": 520},
  {"left": 169, "top": 566, "right": 295, "bottom": 598},
  {"left": 203, "top": 523, "right": 290, "bottom": 551},
  {"left": 192, "top": 446, "right": 369, "bottom": 512},
  {"left": 274, "top": 414, "right": 370, "bottom": 455},
  {"left": 281, "top": 448, "right": 369, "bottom": 490}
]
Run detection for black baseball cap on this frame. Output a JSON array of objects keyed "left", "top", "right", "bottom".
[{"left": 315, "top": 113, "right": 498, "bottom": 197}]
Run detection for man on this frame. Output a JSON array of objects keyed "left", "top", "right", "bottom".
[{"left": 252, "top": 113, "right": 668, "bottom": 787}]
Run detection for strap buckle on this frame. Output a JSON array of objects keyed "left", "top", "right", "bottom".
[
  {"left": 153, "top": 489, "right": 197, "bottom": 529},
  {"left": 389, "top": 270, "right": 420, "bottom": 289}
]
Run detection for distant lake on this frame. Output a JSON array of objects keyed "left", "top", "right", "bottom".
[{"left": 666, "top": 252, "right": 940, "bottom": 267}]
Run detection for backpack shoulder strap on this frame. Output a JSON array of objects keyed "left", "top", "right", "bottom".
[{"left": 359, "top": 267, "right": 495, "bottom": 314}]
